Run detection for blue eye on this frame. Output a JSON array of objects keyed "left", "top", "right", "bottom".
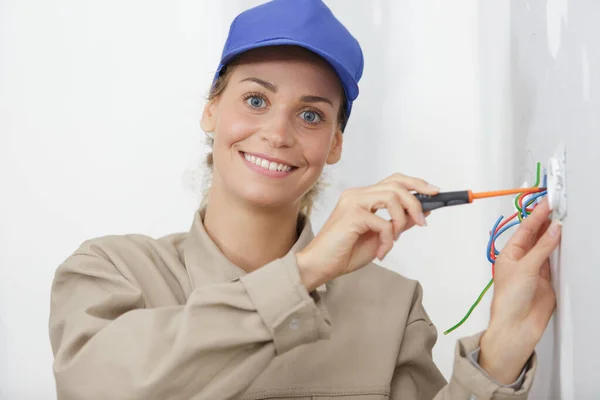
[
  {"left": 246, "top": 96, "right": 266, "bottom": 108},
  {"left": 300, "top": 110, "right": 321, "bottom": 124}
]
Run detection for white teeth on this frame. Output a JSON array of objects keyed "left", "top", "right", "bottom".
[{"left": 243, "top": 152, "right": 293, "bottom": 172}]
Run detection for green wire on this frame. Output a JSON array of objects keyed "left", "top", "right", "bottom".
[
  {"left": 515, "top": 162, "right": 541, "bottom": 221},
  {"left": 444, "top": 278, "right": 494, "bottom": 335},
  {"left": 525, "top": 196, "right": 538, "bottom": 211},
  {"left": 444, "top": 162, "right": 543, "bottom": 335},
  {"left": 533, "top": 162, "right": 541, "bottom": 187}
]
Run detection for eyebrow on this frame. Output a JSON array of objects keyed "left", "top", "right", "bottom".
[
  {"left": 300, "top": 95, "right": 334, "bottom": 108},
  {"left": 240, "top": 77, "right": 334, "bottom": 108},
  {"left": 240, "top": 77, "right": 278, "bottom": 92}
]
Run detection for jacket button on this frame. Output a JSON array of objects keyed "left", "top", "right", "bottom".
[{"left": 289, "top": 317, "right": 300, "bottom": 330}]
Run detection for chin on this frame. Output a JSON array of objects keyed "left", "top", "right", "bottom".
[
  {"left": 236, "top": 186, "right": 300, "bottom": 210},
  {"left": 215, "top": 157, "right": 320, "bottom": 211}
]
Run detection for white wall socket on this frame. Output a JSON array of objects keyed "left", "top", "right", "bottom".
[{"left": 546, "top": 143, "right": 567, "bottom": 220}]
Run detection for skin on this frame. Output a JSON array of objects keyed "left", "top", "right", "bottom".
[
  {"left": 200, "top": 45, "right": 562, "bottom": 386},
  {"left": 201, "top": 46, "right": 344, "bottom": 272}
]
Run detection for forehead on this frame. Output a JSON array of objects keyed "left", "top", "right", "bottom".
[{"left": 229, "top": 46, "right": 343, "bottom": 98}]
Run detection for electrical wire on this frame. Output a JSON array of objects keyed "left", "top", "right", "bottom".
[
  {"left": 444, "top": 162, "right": 548, "bottom": 335},
  {"left": 515, "top": 163, "right": 542, "bottom": 221},
  {"left": 472, "top": 187, "right": 545, "bottom": 200},
  {"left": 442, "top": 278, "right": 494, "bottom": 336}
]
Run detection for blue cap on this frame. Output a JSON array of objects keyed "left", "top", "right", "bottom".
[{"left": 213, "top": 0, "right": 364, "bottom": 130}]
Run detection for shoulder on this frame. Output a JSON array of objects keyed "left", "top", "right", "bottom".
[
  {"left": 57, "top": 231, "right": 188, "bottom": 277},
  {"left": 70, "top": 231, "right": 187, "bottom": 261}
]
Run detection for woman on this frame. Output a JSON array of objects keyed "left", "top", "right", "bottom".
[{"left": 49, "top": 0, "right": 561, "bottom": 399}]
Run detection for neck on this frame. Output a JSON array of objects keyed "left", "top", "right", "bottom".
[{"left": 203, "top": 185, "right": 301, "bottom": 273}]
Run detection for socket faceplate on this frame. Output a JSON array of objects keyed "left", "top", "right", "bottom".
[{"left": 546, "top": 143, "right": 567, "bottom": 220}]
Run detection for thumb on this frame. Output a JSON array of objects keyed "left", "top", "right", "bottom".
[{"left": 521, "top": 219, "right": 562, "bottom": 275}]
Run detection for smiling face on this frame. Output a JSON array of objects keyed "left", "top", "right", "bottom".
[{"left": 201, "top": 46, "right": 345, "bottom": 212}]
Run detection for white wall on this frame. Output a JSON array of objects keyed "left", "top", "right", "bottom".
[
  {"left": 509, "top": 1, "right": 600, "bottom": 398},
  {"left": 1, "top": 1, "right": 513, "bottom": 398}
]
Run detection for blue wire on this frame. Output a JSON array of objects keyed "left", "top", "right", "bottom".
[
  {"left": 458, "top": 168, "right": 549, "bottom": 335},
  {"left": 520, "top": 190, "right": 547, "bottom": 218},
  {"left": 523, "top": 191, "right": 548, "bottom": 210},
  {"left": 486, "top": 216, "right": 503, "bottom": 264},
  {"left": 542, "top": 169, "right": 548, "bottom": 188},
  {"left": 491, "top": 221, "right": 521, "bottom": 257},
  {"left": 525, "top": 190, "right": 548, "bottom": 208},
  {"left": 520, "top": 192, "right": 533, "bottom": 218},
  {"left": 521, "top": 192, "right": 531, "bottom": 218},
  {"left": 486, "top": 190, "right": 548, "bottom": 264}
]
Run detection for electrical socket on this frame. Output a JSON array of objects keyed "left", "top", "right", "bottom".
[{"left": 546, "top": 143, "right": 567, "bottom": 220}]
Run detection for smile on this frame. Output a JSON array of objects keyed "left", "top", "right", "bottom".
[{"left": 241, "top": 152, "right": 296, "bottom": 172}]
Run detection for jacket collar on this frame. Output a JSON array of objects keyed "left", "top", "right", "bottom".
[{"left": 183, "top": 210, "right": 327, "bottom": 292}]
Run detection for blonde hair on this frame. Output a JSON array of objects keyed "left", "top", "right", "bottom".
[{"left": 202, "top": 61, "right": 346, "bottom": 217}]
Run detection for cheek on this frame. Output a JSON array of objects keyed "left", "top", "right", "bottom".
[
  {"left": 301, "top": 133, "right": 334, "bottom": 166},
  {"left": 215, "top": 106, "right": 258, "bottom": 147}
]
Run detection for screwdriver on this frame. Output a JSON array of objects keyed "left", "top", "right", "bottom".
[{"left": 415, "top": 187, "right": 546, "bottom": 212}]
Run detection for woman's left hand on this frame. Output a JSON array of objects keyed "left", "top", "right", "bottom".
[{"left": 479, "top": 198, "right": 562, "bottom": 384}]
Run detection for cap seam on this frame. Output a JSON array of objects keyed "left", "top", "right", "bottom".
[
  {"left": 223, "top": 15, "right": 240, "bottom": 54},
  {"left": 357, "top": 51, "right": 364, "bottom": 81},
  {"left": 254, "top": 36, "right": 291, "bottom": 44}
]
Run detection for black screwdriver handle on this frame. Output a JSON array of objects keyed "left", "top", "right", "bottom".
[{"left": 415, "top": 190, "right": 471, "bottom": 212}]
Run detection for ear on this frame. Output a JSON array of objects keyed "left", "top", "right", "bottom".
[
  {"left": 326, "top": 128, "right": 343, "bottom": 165},
  {"left": 200, "top": 98, "right": 219, "bottom": 133}
]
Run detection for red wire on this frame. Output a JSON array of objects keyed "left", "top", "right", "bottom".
[
  {"left": 518, "top": 189, "right": 540, "bottom": 214},
  {"left": 490, "top": 211, "right": 519, "bottom": 277},
  {"left": 490, "top": 200, "right": 542, "bottom": 278}
]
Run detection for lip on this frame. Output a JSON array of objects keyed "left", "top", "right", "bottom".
[
  {"left": 240, "top": 151, "right": 297, "bottom": 178},
  {"left": 242, "top": 151, "right": 297, "bottom": 167}
]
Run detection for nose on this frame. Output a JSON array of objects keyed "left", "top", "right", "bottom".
[{"left": 261, "top": 111, "right": 295, "bottom": 148}]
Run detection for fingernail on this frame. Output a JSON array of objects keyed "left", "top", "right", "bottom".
[
  {"left": 549, "top": 220, "right": 562, "bottom": 237},
  {"left": 419, "top": 212, "right": 427, "bottom": 226},
  {"left": 427, "top": 184, "right": 440, "bottom": 192}
]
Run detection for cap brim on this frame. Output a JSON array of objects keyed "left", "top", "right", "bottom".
[{"left": 214, "top": 38, "right": 359, "bottom": 101}]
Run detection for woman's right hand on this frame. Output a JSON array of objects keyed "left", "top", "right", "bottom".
[{"left": 296, "top": 174, "right": 440, "bottom": 292}]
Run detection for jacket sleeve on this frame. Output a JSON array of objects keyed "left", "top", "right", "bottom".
[
  {"left": 390, "top": 283, "right": 537, "bottom": 400},
  {"left": 49, "top": 249, "right": 331, "bottom": 400}
]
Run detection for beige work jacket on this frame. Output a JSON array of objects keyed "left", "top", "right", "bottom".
[{"left": 49, "top": 211, "right": 536, "bottom": 400}]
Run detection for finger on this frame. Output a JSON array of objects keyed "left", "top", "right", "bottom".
[
  {"left": 535, "top": 218, "right": 552, "bottom": 242},
  {"left": 380, "top": 184, "right": 426, "bottom": 227},
  {"left": 501, "top": 199, "right": 553, "bottom": 262},
  {"left": 358, "top": 209, "right": 395, "bottom": 260},
  {"left": 380, "top": 173, "right": 440, "bottom": 195},
  {"left": 366, "top": 182, "right": 427, "bottom": 227},
  {"left": 539, "top": 259, "right": 551, "bottom": 281},
  {"left": 353, "top": 190, "right": 409, "bottom": 237},
  {"left": 521, "top": 219, "right": 562, "bottom": 275},
  {"left": 395, "top": 186, "right": 428, "bottom": 227},
  {"left": 401, "top": 211, "right": 432, "bottom": 232}
]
